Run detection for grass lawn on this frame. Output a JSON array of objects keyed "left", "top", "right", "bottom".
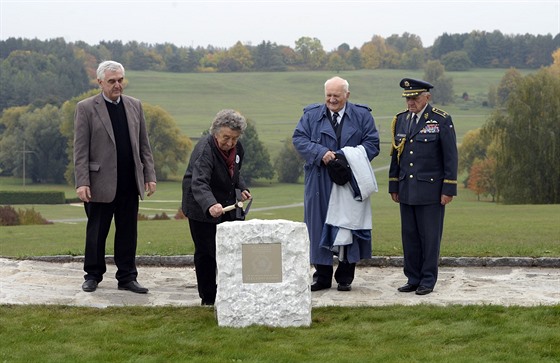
[
  {"left": 1, "top": 305, "right": 559, "bottom": 362},
  {"left": 1, "top": 177, "right": 559, "bottom": 258}
]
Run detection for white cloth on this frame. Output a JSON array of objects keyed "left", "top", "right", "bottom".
[{"left": 325, "top": 145, "right": 377, "bottom": 247}]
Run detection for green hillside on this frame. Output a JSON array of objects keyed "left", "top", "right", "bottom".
[{"left": 125, "top": 68, "right": 518, "bottom": 160}]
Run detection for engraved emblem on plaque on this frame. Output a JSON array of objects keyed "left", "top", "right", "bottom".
[{"left": 242, "top": 243, "right": 282, "bottom": 283}]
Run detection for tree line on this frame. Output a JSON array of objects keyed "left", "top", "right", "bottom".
[
  {"left": 1, "top": 34, "right": 559, "bottom": 204},
  {"left": 1, "top": 30, "right": 559, "bottom": 111}
]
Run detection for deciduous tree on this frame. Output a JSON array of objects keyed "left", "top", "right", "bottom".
[
  {"left": 467, "top": 158, "right": 497, "bottom": 201},
  {"left": 294, "top": 37, "right": 326, "bottom": 69},
  {"left": 360, "top": 36, "right": 387, "bottom": 69},
  {"left": 550, "top": 48, "right": 560, "bottom": 76},
  {"left": 0, "top": 104, "right": 67, "bottom": 183},
  {"left": 218, "top": 41, "right": 254, "bottom": 72},
  {"left": 486, "top": 69, "right": 560, "bottom": 204},
  {"left": 144, "top": 104, "right": 192, "bottom": 180},
  {"left": 496, "top": 68, "right": 522, "bottom": 107},
  {"left": 424, "top": 60, "right": 453, "bottom": 105},
  {"left": 441, "top": 51, "right": 472, "bottom": 71},
  {"left": 458, "top": 128, "right": 489, "bottom": 173}
]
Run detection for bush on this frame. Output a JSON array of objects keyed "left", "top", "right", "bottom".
[
  {"left": 0, "top": 205, "right": 20, "bottom": 226},
  {"left": 0, "top": 205, "right": 51, "bottom": 225},
  {"left": 152, "top": 212, "right": 170, "bottom": 220},
  {"left": 174, "top": 208, "right": 187, "bottom": 220},
  {"left": 138, "top": 212, "right": 172, "bottom": 221},
  {"left": 18, "top": 207, "right": 52, "bottom": 225},
  {"left": 137, "top": 213, "right": 150, "bottom": 221}
]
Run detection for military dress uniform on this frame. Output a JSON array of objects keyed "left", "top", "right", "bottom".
[{"left": 388, "top": 78, "right": 458, "bottom": 294}]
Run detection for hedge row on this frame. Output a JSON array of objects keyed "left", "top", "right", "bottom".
[{"left": 0, "top": 191, "right": 66, "bottom": 204}]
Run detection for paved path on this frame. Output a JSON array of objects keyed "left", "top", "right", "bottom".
[{"left": 1, "top": 258, "right": 558, "bottom": 308}]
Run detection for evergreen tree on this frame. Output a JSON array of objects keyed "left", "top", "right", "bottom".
[
  {"left": 239, "top": 120, "right": 274, "bottom": 185},
  {"left": 274, "top": 138, "right": 304, "bottom": 183}
]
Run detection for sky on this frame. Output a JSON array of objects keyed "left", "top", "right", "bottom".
[{"left": 1, "top": 0, "right": 559, "bottom": 51}]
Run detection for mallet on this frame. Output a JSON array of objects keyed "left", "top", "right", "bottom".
[{"left": 222, "top": 201, "right": 243, "bottom": 213}]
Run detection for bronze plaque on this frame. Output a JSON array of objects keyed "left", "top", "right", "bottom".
[{"left": 242, "top": 243, "right": 282, "bottom": 283}]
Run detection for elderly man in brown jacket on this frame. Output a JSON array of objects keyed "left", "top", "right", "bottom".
[{"left": 74, "top": 60, "right": 157, "bottom": 294}]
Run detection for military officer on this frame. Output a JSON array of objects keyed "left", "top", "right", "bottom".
[{"left": 388, "top": 78, "right": 458, "bottom": 295}]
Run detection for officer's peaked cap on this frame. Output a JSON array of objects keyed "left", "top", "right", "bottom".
[
  {"left": 327, "top": 153, "right": 352, "bottom": 186},
  {"left": 400, "top": 78, "right": 434, "bottom": 97}
]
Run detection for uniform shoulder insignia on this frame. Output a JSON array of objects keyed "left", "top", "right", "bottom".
[
  {"left": 355, "top": 103, "right": 372, "bottom": 111},
  {"left": 432, "top": 107, "right": 449, "bottom": 118},
  {"left": 396, "top": 109, "right": 408, "bottom": 117},
  {"left": 303, "top": 103, "right": 321, "bottom": 112}
]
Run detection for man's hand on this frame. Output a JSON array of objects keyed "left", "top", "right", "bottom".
[
  {"left": 145, "top": 182, "right": 157, "bottom": 197},
  {"left": 390, "top": 192, "right": 399, "bottom": 203},
  {"left": 322, "top": 150, "right": 336, "bottom": 165},
  {"left": 441, "top": 195, "right": 453, "bottom": 205},
  {"left": 77, "top": 186, "right": 91, "bottom": 203}
]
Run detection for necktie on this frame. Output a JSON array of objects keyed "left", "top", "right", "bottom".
[
  {"left": 408, "top": 113, "right": 417, "bottom": 134},
  {"left": 332, "top": 112, "right": 339, "bottom": 132}
]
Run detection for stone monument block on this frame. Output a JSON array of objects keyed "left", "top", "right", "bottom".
[{"left": 215, "top": 219, "right": 311, "bottom": 328}]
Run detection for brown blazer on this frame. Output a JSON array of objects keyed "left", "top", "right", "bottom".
[{"left": 73, "top": 93, "right": 156, "bottom": 203}]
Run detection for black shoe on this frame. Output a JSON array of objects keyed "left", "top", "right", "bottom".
[
  {"left": 415, "top": 286, "right": 433, "bottom": 295},
  {"left": 311, "top": 281, "right": 331, "bottom": 291},
  {"left": 118, "top": 281, "right": 149, "bottom": 294},
  {"left": 82, "top": 280, "right": 98, "bottom": 292},
  {"left": 337, "top": 283, "right": 352, "bottom": 291},
  {"left": 397, "top": 283, "right": 418, "bottom": 293},
  {"left": 201, "top": 300, "right": 215, "bottom": 306}
]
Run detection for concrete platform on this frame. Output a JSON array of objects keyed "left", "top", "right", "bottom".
[{"left": 1, "top": 257, "right": 558, "bottom": 308}]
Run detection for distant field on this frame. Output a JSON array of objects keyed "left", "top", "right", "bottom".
[{"left": 124, "top": 68, "right": 524, "bottom": 160}]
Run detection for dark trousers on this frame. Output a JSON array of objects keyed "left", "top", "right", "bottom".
[
  {"left": 400, "top": 203, "right": 445, "bottom": 289},
  {"left": 188, "top": 219, "right": 217, "bottom": 304},
  {"left": 314, "top": 257, "right": 356, "bottom": 286},
  {"left": 83, "top": 191, "right": 139, "bottom": 284}
]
